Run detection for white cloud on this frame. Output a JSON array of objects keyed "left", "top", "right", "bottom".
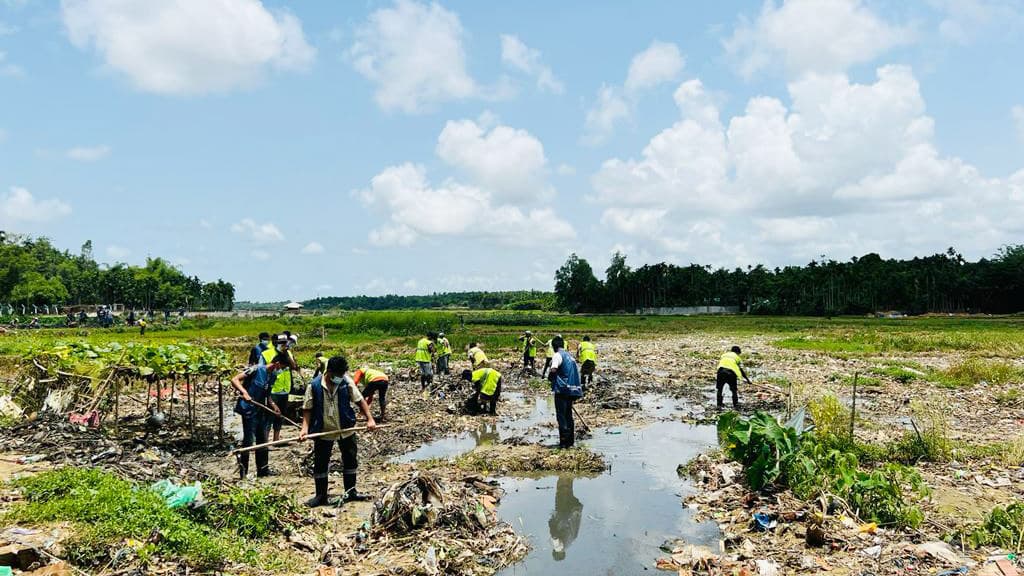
[
  {"left": 724, "top": 0, "right": 913, "bottom": 79},
  {"left": 1013, "top": 105, "right": 1024, "bottom": 142},
  {"left": 105, "top": 244, "right": 130, "bottom": 260},
  {"left": 436, "top": 117, "right": 551, "bottom": 203},
  {"left": 624, "top": 40, "right": 684, "bottom": 93},
  {"left": 66, "top": 144, "right": 110, "bottom": 161},
  {"left": 584, "top": 41, "right": 684, "bottom": 144},
  {"left": 301, "top": 241, "right": 324, "bottom": 254},
  {"left": 61, "top": 0, "right": 315, "bottom": 95},
  {"left": 198, "top": 218, "right": 212, "bottom": 229},
  {"left": 500, "top": 34, "right": 563, "bottom": 94},
  {"left": 250, "top": 249, "right": 271, "bottom": 261},
  {"left": 556, "top": 163, "right": 576, "bottom": 176},
  {"left": 358, "top": 162, "right": 574, "bottom": 247},
  {"left": 591, "top": 65, "right": 1024, "bottom": 266},
  {"left": 0, "top": 50, "right": 23, "bottom": 76},
  {"left": 0, "top": 187, "right": 72, "bottom": 226},
  {"left": 349, "top": 0, "right": 480, "bottom": 113},
  {"left": 934, "top": 0, "right": 1023, "bottom": 44},
  {"left": 231, "top": 218, "right": 285, "bottom": 244}
]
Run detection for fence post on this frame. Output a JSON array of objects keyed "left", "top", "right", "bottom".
[{"left": 849, "top": 372, "right": 858, "bottom": 443}]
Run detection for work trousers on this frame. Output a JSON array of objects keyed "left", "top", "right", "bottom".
[
  {"left": 361, "top": 381, "right": 388, "bottom": 417},
  {"left": 554, "top": 394, "right": 576, "bottom": 448},
  {"left": 270, "top": 392, "right": 289, "bottom": 433},
  {"left": 312, "top": 434, "right": 359, "bottom": 496},
  {"left": 471, "top": 380, "right": 501, "bottom": 415},
  {"left": 239, "top": 412, "right": 270, "bottom": 475},
  {"left": 436, "top": 354, "right": 450, "bottom": 375},
  {"left": 523, "top": 353, "right": 536, "bottom": 372},
  {"left": 716, "top": 368, "right": 739, "bottom": 408}
]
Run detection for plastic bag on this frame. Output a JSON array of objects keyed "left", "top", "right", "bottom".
[{"left": 151, "top": 479, "right": 203, "bottom": 508}]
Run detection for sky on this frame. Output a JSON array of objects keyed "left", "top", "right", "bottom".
[{"left": 1, "top": 0, "right": 1023, "bottom": 302}]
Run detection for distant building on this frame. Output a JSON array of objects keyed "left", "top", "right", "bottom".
[{"left": 283, "top": 302, "right": 304, "bottom": 312}]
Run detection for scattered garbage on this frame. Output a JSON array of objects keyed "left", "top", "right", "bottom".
[{"left": 151, "top": 479, "right": 203, "bottom": 508}]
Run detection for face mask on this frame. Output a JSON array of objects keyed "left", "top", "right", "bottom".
[
  {"left": 330, "top": 376, "right": 344, "bottom": 385},
  {"left": 276, "top": 344, "right": 286, "bottom": 352},
  {"left": 260, "top": 340, "right": 269, "bottom": 346},
  {"left": 273, "top": 369, "right": 284, "bottom": 376}
]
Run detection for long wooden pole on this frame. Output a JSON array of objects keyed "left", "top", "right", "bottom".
[
  {"left": 229, "top": 425, "right": 389, "bottom": 455},
  {"left": 244, "top": 396, "right": 300, "bottom": 428},
  {"left": 572, "top": 405, "right": 591, "bottom": 432}
]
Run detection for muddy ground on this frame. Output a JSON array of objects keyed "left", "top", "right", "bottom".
[{"left": 2, "top": 333, "right": 1023, "bottom": 575}]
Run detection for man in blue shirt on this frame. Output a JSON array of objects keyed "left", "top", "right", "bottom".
[
  {"left": 547, "top": 336, "right": 584, "bottom": 449},
  {"left": 248, "top": 331, "right": 270, "bottom": 366},
  {"left": 230, "top": 354, "right": 286, "bottom": 479}
]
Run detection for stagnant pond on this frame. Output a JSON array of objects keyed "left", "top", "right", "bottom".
[{"left": 399, "top": 394, "right": 721, "bottom": 575}]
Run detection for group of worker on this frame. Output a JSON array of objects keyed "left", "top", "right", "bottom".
[{"left": 228, "top": 325, "right": 752, "bottom": 509}]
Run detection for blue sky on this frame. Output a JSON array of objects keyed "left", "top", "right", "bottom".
[{"left": 2, "top": 0, "right": 1023, "bottom": 301}]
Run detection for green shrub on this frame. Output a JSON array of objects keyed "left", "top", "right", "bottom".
[
  {"left": 808, "top": 394, "right": 854, "bottom": 451},
  {"left": 994, "top": 388, "right": 1022, "bottom": 406},
  {"left": 958, "top": 503, "right": 1024, "bottom": 549},
  {"left": 940, "top": 359, "right": 1024, "bottom": 388}
]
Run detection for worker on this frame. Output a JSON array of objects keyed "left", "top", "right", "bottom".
[
  {"left": 248, "top": 331, "right": 270, "bottom": 366},
  {"left": 230, "top": 356, "right": 286, "bottom": 479},
  {"left": 716, "top": 346, "right": 752, "bottom": 410},
  {"left": 299, "top": 355, "right": 378, "bottom": 507},
  {"left": 548, "top": 336, "right": 583, "bottom": 449},
  {"left": 461, "top": 367, "right": 502, "bottom": 415},
  {"left": 542, "top": 336, "right": 559, "bottom": 375},
  {"left": 353, "top": 366, "right": 389, "bottom": 422},
  {"left": 138, "top": 317, "right": 146, "bottom": 335},
  {"left": 312, "top": 351, "right": 328, "bottom": 379},
  {"left": 435, "top": 332, "right": 452, "bottom": 376},
  {"left": 518, "top": 331, "right": 538, "bottom": 374},
  {"left": 577, "top": 336, "right": 598, "bottom": 388},
  {"left": 467, "top": 342, "right": 488, "bottom": 369},
  {"left": 414, "top": 332, "right": 437, "bottom": 390},
  {"left": 263, "top": 334, "right": 299, "bottom": 442}
]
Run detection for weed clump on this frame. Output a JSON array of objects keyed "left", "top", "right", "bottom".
[
  {"left": 3, "top": 467, "right": 295, "bottom": 570},
  {"left": 454, "top": 444, "right": 606, "bottom": 474},
  {"left": 955, "top": 503, "right": 1024, "bottom": 550},
  {"left": 939, "top": 358, "right": 1024, "bottom": 388}
]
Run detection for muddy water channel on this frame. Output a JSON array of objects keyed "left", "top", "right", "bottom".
[{"left": 399, "top": 394, "right": 722, "bottom": 575}]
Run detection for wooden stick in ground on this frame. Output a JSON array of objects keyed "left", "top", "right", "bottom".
[
  {"left": 229, "top": 425, "right": 390, "bottom": 455},
  {"left": 572, "top": 405, "right": 591, "bottom": 432}
]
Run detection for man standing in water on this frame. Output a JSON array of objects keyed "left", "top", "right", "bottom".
[{"left": 548, "top": 336, "right": 583, "bottom": 449}]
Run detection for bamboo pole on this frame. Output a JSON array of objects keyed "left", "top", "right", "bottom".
[
  {"left": 244, "top": 396, "right": 300, "bottom": 428},
  {"left": 229, "top": 425, "right": 389, "bottom": 455},
  {"left": 217, "top": 378, "right": 224, "bottom": 440},
  {"left": 849, "top": 372, "right": 858, "bottom": 443}
]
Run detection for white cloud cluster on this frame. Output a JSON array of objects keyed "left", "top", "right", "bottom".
[
  {"left": 0, "top": 187, "right": 72, "bottom": 226},
  {"left": 61, "top": 0, "right": 315, "bottom": 95},
  {"left": 500, "top": 34, "right": 562, "bottom": 94},
  {"left": 934, "top": 0, "right": 1024, "bottom": 44},
  {"left": 301, "top": 241, "right": 324, "bottom": 254},
  {"left": 350, "top": 0, "right": 483, "bottom": 113},
  {"left": 231, "top": 218, "right": 285, "bottom": 244},
  {"left": 359, "top": 118, "right": 573, "bottom": 247},
  {"left": 724, "top": 0, "right": 913, "bottom": 79},
  {"left": 592, "top": 65, "right": 1024, "bottom": 266},
  {"left": 584, "top": 41, "right": 684, "bottom": 144},
  {"left": 67, "top": 144, "right": 110, "bottom": 161}
]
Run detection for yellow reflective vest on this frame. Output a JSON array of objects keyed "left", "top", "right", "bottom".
[
  {"left": 356, "top": 367, "right": 388, "bottom": 384},
  {"left": 264, "top": 348, "right": 294, "bottom": 394},
  {"left": 415, "top": 338, "right": 433, "bottom": 363},
  {"left": 437, "top": 337, "right": 452, "bottom": 356},
  {"left": 718, "top": 351, "right": 743, "bottom": 378},
  {"left": 473, "top": 367, "right": 501, "bottom": 396},
  {"left": 545, "top": 340, "right": 554, "bottom": 359},
  {"left": 578, "top": 341, "right": 597, "bottom": 363},
  {"left": 522, "top": 336, "right": 537, "bottom": 358},
  {"left": 468, "top": 346, "right": 488, "bottom": 368}
]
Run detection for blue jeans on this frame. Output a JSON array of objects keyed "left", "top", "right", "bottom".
[
  {"left": 554, "top": 394, "right": 576, "bottom": 448},
  {"left": 240, "top": 412, "right": 271, "bottom": 475}
]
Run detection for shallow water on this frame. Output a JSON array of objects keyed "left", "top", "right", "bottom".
[{"left": 497, "top": 421, "right": 720, "bottom": 575}]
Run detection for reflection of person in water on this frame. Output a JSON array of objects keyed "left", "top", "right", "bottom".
[{"left": 548, "top": 475, "right": 583, "bottom": 561}]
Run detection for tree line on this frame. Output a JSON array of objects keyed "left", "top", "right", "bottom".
[
  {"left": 554, "top": 246, "right": 1024, "bottom": 315},
  {"left": 0, "top": 234, "right": 235, "bottom": 311},
  {"left": 302, "top": 291, "right": 556, "bottom": 311}
]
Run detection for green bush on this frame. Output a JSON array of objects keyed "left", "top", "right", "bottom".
[
  {"left": 958, "top": 503, "right": 1024, "bottom": 549},
  {"left": 808, "top": 394, "right": 854, "bottom": 452},
  {"left": 940, "top": 358, "right": 1024, "bottom": 388}
]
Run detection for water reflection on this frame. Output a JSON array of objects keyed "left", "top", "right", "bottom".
[{"left": 548, "top": 475, "right": 582, "bottom": 561}]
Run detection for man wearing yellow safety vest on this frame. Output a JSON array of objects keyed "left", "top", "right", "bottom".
[
  {"left": 352, "top": 367, "right": 390, "bottom": 422},
  {"left": 263, "top": 333, "right": 299, "bottom": 443},
  {"left": 435, "top": 332, "right": 452, "bottom": 376},
  {"left": 415, "top": 332, "right": 437, "bottom": 390},
  {"left": 313, "top": 352, "right": 328, "bottom": 379},
  {"left": 518, "top": 330, "right": 538, "bottom": 374},
  {"left": 461, "top": 367, "right": 502, "bottom": 415},
  {"left": 717, "top": 346, "right": 752, "bottom": 410},
  {"left": 467, "top": 342, "right": 488, "bottom": 369},
  {"left": 542, "top": 336, "right": 560, "bottom": 375},
  {"left": 577, "top": 336, "right": 598, "bottom": 388}
]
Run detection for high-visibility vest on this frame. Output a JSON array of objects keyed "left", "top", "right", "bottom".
[
  {"left": 415, "top": 338, "right": 433, "bottom": 362},
  {"left": 473, "top": 367, "right": 501, "bottom": 396},
  {"left": 579, "top": 341, "right": 597, "bottom": 363},
  {"left": 264, "top": 348, "right": 293, "bottom": 394},
  {"left": 523, "top": 337, "right": 537, "bottom": 357},
  {"left": 545, "top": 340, "right": 554, "bottom": 359},
  {"left": 438, "top": 338, "right": 452, "bottom": 356},
  {"left": 469, "top": 346, "right": 488, "bottom": 368},
  {"left": 356, "top": 367, "right": 388, "bottom": 385},
  {"left": 718, "top": 351, "right": 742, "bottom": 378}
]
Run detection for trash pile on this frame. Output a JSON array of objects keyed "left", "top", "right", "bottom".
[
  {"left": 360, "top": 471, "right": 529, "bottom": 575},
  {"left": 452, "top": 443, "right": 606, "bottom": 475}
]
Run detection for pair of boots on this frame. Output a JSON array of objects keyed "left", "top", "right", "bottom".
[
  {"left": 238, "top": 456, "right": 272, "bottom": 480},
  {"left": 420, "top": 376, "right": 432, "bottom": 390},
  {"left": 305, "top": 474, "right": 371, "bottom": 508}
]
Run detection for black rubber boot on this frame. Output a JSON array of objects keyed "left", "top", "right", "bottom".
[
  {"left": 305, "top": 477, "right": 329, "bottom": 507},
  {"left": 237, "top": 455, "right": 249, "bottom": 480},
  {"left": 343, "top": 474, "right": 370, "bottom": 502}
]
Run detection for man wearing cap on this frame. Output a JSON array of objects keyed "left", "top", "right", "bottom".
[
  {"left": 435, "top": 332, "right": 452, "bottom": 376},
  {"left": 300, "top": 356, "right": 378, "bottom": 507},
  {"left": 353, "top": 366, "right": 390, "bottom": 422},
  {"left": 263, "top": 333, "right": 299, "bottom": 442},
  {"left": 461, "top": 367, "right": 502, "bottom": 416},
  {"left": 716, "top": 346, "right": 752, "bottom": 410},
  {"left": 518, "top": 331, "right": 539, "bottom": 374},
  {"left": 230, "top": 354, "right": 287, "bottom": 479}
]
